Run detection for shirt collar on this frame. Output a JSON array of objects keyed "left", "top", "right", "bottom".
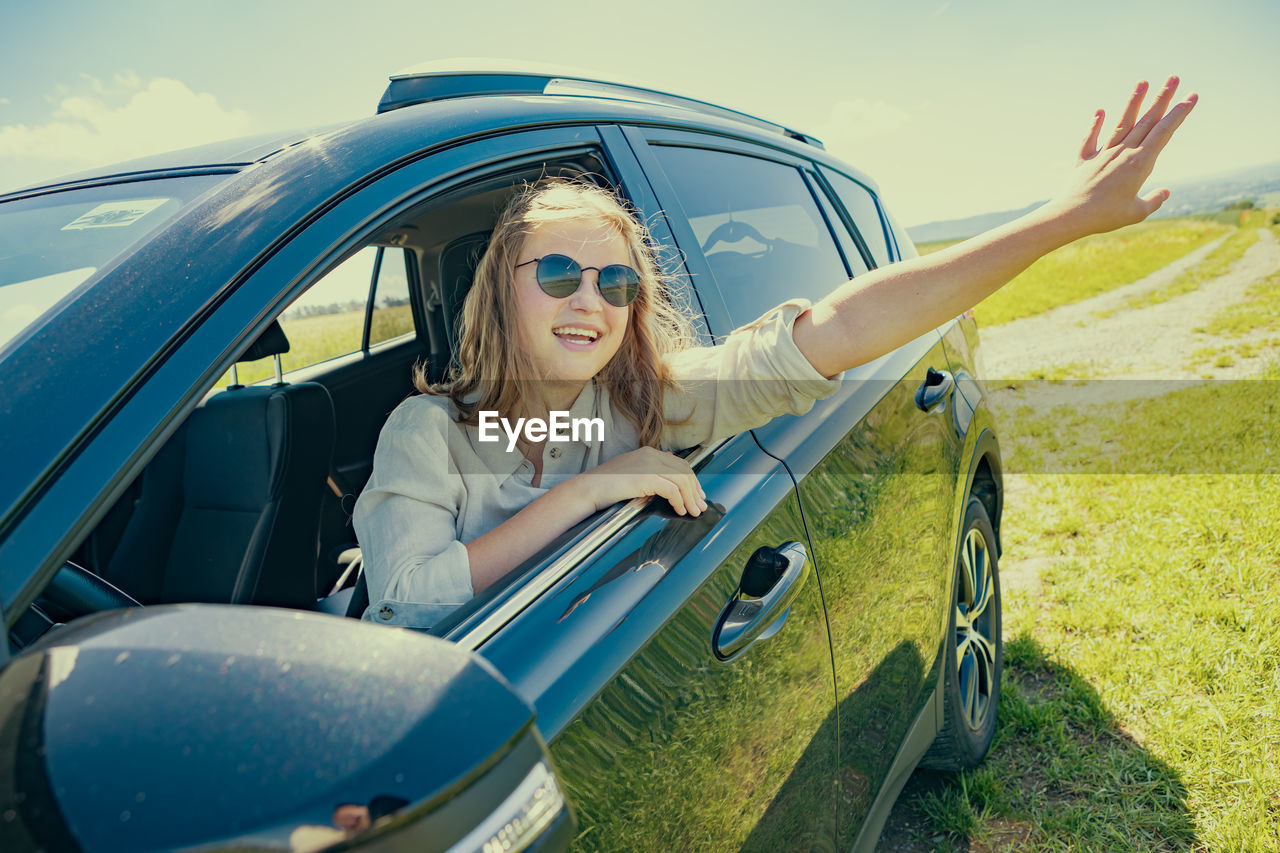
[{"left": 461, "top": 380, "right": 602, "bottom": 483}]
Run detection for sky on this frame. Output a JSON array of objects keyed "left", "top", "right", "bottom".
[{"left": 2, "top": 0, "right": 1277, "bottom": 226}]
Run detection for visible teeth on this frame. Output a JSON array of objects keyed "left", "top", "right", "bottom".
[{"left": 553, "top": 327, "right": 600, "bottom": 341}]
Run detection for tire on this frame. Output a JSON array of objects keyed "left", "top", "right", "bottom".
[{"left": 921, "top": 497, "right": 1003, "bottom": 771}]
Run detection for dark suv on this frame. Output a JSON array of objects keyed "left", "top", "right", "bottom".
[{"left": 0, "top": 64, "right": 1003, "bottom": 852}]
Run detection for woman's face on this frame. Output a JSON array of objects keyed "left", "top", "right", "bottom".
[{"left": 513, "top": 218, "right": 632, "bottom": 390}]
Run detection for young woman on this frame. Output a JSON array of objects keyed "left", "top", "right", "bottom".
[{"left": 354, "top": 77, "right": 1197, "bottom": 628}]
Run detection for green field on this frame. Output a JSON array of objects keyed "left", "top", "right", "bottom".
[{"left": 897, "top": 374, "right": 1280, "bottom": 851}]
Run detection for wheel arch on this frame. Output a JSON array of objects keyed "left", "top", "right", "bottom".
[{"left": 967, "top": 431, "right": 1003, "bottom": 556}]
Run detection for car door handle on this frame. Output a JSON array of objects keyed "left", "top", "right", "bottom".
[
  {"left": 714, "top": 541, "right": 810, "bottom": 659},
  {"left": 914, "top": 367, "right": 954, "bottom": 412}
]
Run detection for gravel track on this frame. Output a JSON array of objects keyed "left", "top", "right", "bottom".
[{"left": 981, "top": 227, "right": 1280, "bottom": 382}]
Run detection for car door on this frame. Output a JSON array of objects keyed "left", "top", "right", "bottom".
[
  {"left": 470, "top": 436, "right": 838, "bottom": 852},
  {"left": 630, "top": 128, "right": 966, "bottom": 843}
]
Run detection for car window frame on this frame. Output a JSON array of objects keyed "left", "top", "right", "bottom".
[
  {"left": 806, "top": 168, "right": 879, "bottom": 271},
  {"left": 803, "top": 168, "right": 872, "bottom": 278},
  {"left": 816, "top": 164, "right": 899, "bottom": 264}
]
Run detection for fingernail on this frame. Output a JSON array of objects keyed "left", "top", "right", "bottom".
[
  {"left": 1187, "top": 93, "right": 1198, "bottom": 104},
  {"left": 699, "top": 499, "right": 708, "bottom": 510}
]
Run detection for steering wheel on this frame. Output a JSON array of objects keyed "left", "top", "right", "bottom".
[
  {"left": 9, "top": 564, "right": 142, "bottom": 653},
  {"left": 40, "top": 562, "right": 143, "bottom": 621}
]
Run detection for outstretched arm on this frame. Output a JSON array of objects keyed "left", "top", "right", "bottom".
[{"left": 793, "top": 77, "right": 1198, "bottom": 377}]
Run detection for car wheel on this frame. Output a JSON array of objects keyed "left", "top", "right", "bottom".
[{"left": 922, "top": 497, "right": 1002, "bottom": 771}]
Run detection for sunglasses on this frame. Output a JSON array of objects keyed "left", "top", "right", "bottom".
[{"left": 515, "top": 254, "right": 640, "bottom": 308}]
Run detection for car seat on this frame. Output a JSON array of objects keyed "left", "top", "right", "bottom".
[{"left": 100, "top": 320, "right": 336, "bottom": 610}]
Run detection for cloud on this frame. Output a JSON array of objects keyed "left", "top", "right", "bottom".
[{"left": 0, "top": 75, "right": 250, "bottom": 178}]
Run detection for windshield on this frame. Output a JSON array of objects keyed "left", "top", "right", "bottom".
[{"left": 0, "top": 175, "right": 227, "bottom": 353}]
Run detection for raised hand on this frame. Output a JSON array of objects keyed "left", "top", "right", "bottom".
[
  {"left": 1057, "top": 76, "right": 1198, "bottom": 236},
  {"left": 792, "top": 76, "right": 1202, "bottom": 377}
]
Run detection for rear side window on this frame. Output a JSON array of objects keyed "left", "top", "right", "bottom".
[
  {"left": 820, "top": 167, "right": 893, "bottom": 267},
  {"left": 652, "top": 146, "right": 850, "bottom": 327},
  {"left": 227, "top": 245, "right": 416, "bottom": 385}
]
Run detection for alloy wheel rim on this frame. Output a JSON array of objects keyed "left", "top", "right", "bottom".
[{"left": 955, "top": 526, "right": 995, "bottom": 730}]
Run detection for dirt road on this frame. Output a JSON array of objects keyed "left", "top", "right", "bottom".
[{"left": 981, "top": 228, "right": 1280, "bottom": 382}]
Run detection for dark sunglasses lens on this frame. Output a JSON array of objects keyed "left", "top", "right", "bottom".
[
  {"left": 598, "top": 264, "right": 640, "bottom": 307},
  {"left": 536, "top": 254, "right": 581, "bottom": 298}
]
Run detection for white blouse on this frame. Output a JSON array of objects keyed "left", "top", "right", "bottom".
[{"left": 353, "top": 299, "right": 842, "bottom": 629}]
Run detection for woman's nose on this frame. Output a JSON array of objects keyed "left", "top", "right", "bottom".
[{"left": 567, "top": 271, "right": 604, "bottom": 310}]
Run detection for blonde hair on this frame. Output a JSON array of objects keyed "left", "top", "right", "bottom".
[{"left": 414, "top": 178, "right": 698, "bottom": 447}]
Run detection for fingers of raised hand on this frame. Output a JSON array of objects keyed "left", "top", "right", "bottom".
[
  {"left": 1140, "top": 93, "right": 1198, "bottom": 156},
  {"left": 1140, "top": 188, "right": 1172, "bottom": 217},
  {"left": 1080, "top": 109, "right": 1105, "bottom": 161},
  {"left": 1106, "top": 80, "right": 1149, "bottom": 148},
  {"left": 1123, "top": 76, "right": 1180, "bottom": 147}
]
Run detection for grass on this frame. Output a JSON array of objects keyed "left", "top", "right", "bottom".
[
  {"left": 1192, "top": 207, "right": 1272, "bottom": 227},
  {"left": 1184, "top": 340, "right": 1280, "bottom": 372},
  {"left": 970, "top": 217, "right": 1232, "bottom": 327},
  {"left": 1200, "top": 266, "right": 1280, "bottom": 339},
  {"left": 898, "top": 366, "right": 1280, "bottom": 850}
]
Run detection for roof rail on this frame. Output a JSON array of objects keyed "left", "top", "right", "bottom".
[{"left": 378, "top": 59, "right": 824, "bottom": 149}]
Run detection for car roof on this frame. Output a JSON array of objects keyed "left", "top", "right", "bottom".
[{"left": 7, "top": 69, "right": 881, "bottom": 200}]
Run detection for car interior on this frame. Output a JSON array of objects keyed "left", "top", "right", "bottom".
[{"left": 10, "top": 154, "right": 629, "bottom": 652}]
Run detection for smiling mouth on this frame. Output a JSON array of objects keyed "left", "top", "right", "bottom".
[{"left": 552, "top": 326, "right": 601, "bottom": 346}]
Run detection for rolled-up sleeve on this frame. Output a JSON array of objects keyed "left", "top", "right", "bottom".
[
  {"left": 353, "top": 399, "right": 474, "bottom": 628},
  {"left": 660, "top": 298, "right": 843, "bottom": 449}
]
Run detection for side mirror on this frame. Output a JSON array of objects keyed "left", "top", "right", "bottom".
[{"left": 0, "top": 605, "right": 574, "bottom": 852}]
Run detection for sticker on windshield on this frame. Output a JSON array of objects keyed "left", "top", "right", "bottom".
[{"left": 61, "top": 198, "right": 169, "bottom": 230}]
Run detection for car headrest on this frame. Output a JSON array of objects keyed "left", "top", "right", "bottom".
[
  {"left": 238, "top": 320, "right": 291, "bottom": 363},
  {"left": 439, "top": 231, "right": 491, "bottom": 353}
]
